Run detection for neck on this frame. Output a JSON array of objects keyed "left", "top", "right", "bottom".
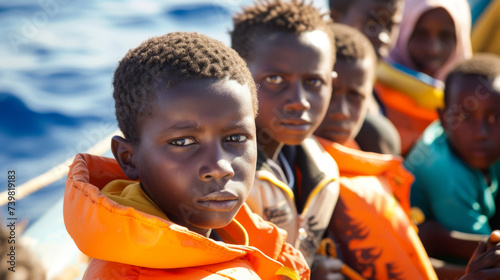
[
  {"left": 257, "top": 137, "right": 284, "bottom": 161},
  {"left": 482, "top": 169, "right": 492, "bottom": 186}
]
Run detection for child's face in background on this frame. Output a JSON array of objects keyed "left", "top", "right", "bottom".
[
  {"left": 248, "top": 31, "right": 334, "bottom": 149},
  {"left": 407, "top": 8, "right": 456, "bottom": 79},
  {"left": 134, "top": 78, "right": 257, "bottom": 235},
  {"left": 441, "top": 74, "right": 500, "bottom": 171},
  {"left": 332, "top": 0, "right": 403, "bottom": 59},
  {"left": 315, "top": 57, "right": 375, "bottom": 145}
]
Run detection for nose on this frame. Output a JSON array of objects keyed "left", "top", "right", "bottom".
[
  {"left": 476, "top": 119, "right": 489, "bottom": 139},
  {"left": 199, "top": 143, "right": 235, "bottom": 181},
  {"left": 426, "top": 38, "right": 442, "bottom": 56},
  {"left": 283, "top": 81, "right": 310, "bottom": 113},
  {"left": 329, "top": 93, "right": 350, "bottom": 119}
]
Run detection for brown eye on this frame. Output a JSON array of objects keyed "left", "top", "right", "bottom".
[
  {"left": 169, "top": 138, "right": 196, "bottom": 146},
  {"left": 488, "top": 114, "right": 500, "bottom": 125},
  {"left": 265, "top": 75, "right": 283, "bottom": 85},
  {"left": 225, "top": 135, "right": 247, "bottom": 143},
  {"left": 304, "top": 78, "right": 323, "bottom": 88},
  {"left": 457, "top": 112, "right": 471, "bottom": 122}
]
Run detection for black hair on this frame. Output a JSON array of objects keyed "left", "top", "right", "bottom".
[
  {"left": 231, "top": 0, "right": 335, "bottom": 62},
  {"left": 113, "top": 32, "right": 257, "bottom": 144}
]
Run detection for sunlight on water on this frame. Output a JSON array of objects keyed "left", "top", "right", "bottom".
[{"left": 0, "top": 0, "right": 327, "bottom": 224}]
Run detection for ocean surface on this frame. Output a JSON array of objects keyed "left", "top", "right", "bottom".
[{"left": 1, "top": 0, "right": 328, "bottom": 226}]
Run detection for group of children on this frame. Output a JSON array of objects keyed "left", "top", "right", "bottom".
[{"left": 61, "top": 0, "right": 500, "bottom": 279}]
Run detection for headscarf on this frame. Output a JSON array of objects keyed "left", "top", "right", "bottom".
[{"left": 387, "top": 0, "right": 472, "bottom": 81}]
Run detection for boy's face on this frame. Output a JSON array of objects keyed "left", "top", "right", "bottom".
[
  {"left": 247, "top": 31, "right": 334, "bottom": 147},
  {"left": 133, "top": 78, "right": 257, "bottom": 234},
  {"left": 408, "top": 8, "right": 456, "bottom": 79},
  {"left": 332, "top": 0, "right": 403, "bottom": 59},
  {"left": 441, "top": 74, "right": 500, "bottom": 171},
  {"left": 315, "top": 57, "right": 375, "bottom": 145}
]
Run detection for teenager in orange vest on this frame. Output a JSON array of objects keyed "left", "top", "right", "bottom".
[
  {"left": 314, "top": 23, "right": 438, "bottom": 280},
  {"left": 329, "top": 0, "right": 403, "bottom": 156},
  {"left": 230, "top": 0, "right": 340, "bottom": 272},
  {"left": 64, "top": 32, "right": 309, "bottom": 280}
]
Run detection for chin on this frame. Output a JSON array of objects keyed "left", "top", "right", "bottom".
[
  {"left": 465, "top": 158, "right": 493, "bottom": 172},
  {"left": 197, "top": 213, "right": 239, "bottom": 229},
  {"left": 278, "top": 135, "right": 309, "bottom": 146}
]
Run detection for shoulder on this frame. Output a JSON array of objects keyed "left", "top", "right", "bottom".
[{"left": 405, "top": 122, "right": 452, "bottom": 174}]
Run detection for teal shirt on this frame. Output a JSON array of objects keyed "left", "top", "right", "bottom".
[{"left": 405, "top": 121, "right": 500, "bottom": 235}]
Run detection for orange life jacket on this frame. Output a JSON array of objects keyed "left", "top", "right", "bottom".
[
  {"left": 375, "top": 82, "right": 439, "bottom": 156},
  {"left": 318, "top": 138, "right": 438, "bottom": 280},
  {"left": 64, "top": 153, "right": 309, "bottom": 279}
]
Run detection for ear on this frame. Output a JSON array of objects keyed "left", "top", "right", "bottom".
[
  {"left": 331, "top": 70, "right": 338, "bottom": 86},
  {"left": 437, "top": 107, "right": 448, "bottom": 132},
  {"left": 330, "top": 9, "right": 341, "bottom": 21},
  {"left": 111, "top": 135, "right": 140, "bottom": 180}
]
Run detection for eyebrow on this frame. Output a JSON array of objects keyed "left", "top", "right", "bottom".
[
  {"left": 223, "top": 119, "right": 253, "bottom": 132},
  {"left": 165, "top": 121, "right": 200, "bottom": 133}
]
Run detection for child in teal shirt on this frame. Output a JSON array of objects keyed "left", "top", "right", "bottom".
[{"left": 405, "top": 54, "right": 500, "bottom": 265}]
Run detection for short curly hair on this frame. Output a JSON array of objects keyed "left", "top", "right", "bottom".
[
  {"left": 329, "top": 0, "right": 400, "bottom": 15},
  {"left": 444, "top": 53, "right": 500, "bottom": 107},
  {"left": 231, "top": 0, "right": 335, "bottom": 62},
  {"left": 332, "top": 23, "right": 376, "bottom": 66},
  {"left": 113, "top": 32, "right": 257, "bottom": 144}
]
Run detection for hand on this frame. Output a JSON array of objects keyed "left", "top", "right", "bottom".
[
  {"left": 310, "top": 255, "right": 346, "bottom": 280},
  {"left": 461, "top": 230, "right": 500, "bottom": 279}
]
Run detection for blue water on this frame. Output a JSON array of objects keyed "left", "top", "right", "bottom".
[{"left": 1, "top": 0, "right": 328, "bottom": 226}]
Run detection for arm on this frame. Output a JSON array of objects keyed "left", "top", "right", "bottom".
[
  {"left": 418, "top": 219, "right": 488, "bottom": 279},
  {"left": 460, "top": 230, "right": 500, "bottom": 280},
  {"left": 418, "top": 219, "right": 487, "bottom": 260}
]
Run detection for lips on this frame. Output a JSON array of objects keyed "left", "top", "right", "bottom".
[
  {"left": 281, "top": 118, "right": 311, "bottom": 125},
  {"left": 197, "top": 191, "right": 239, "bottom": 211},
  {"left": 280, "top": 118, "right": 312, "bottom": 131},
  {"left": 470, "top": 146, "right": 489, "bottom": 157}
]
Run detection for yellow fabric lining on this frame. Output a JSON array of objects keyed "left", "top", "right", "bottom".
[
  {"left": 101, "top": 180, "right": 168, "bottom": 220},
  {"left": 302, "top": 177, "right": 336, "bottom": 215},
  {"left": 257, "top": 170, "right": 295, "bottom": 200},
  {"left": 275, "top": 266, "right": 300, "bottom": 280}
]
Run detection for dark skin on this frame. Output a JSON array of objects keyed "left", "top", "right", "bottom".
[
  {"left": 330, "top": 0, "right": 404, "bottom": 59},
  {"left": 112, "top": 78, "right": 257, "bottom": 238},
  {"left": 313, "top": 54, "right": 376, "bottom": 280},
  {"left": 246, "top": 30, "right": 336, "bottom": 279},
  {"left": 440, "top": 74, "right": 500, "bottom": 173},
  {"left": 407, "top": 8, "right": 457, "bottom": 79},
  {"left": 330, "top": 0, "right": 404, "bottom": 155},
  {"left": 247, "top": 30, "right": 335, "bottom": 160},
  {"left": 315, "top": 56, "right": 376, "bottom": 145},
  {"left": 421, "top": 73, "right": 500, "bottom": 278},
  {"left": 461, "top": 230, "right": 500, "bottom": 279}
]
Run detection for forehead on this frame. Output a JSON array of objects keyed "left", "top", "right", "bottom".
[
  {"left": 249, "top": 31, "right": 334, "bottom": 72},
  {"left": 335, "top": 57, "right": 376, "bottom": 79},
  {"left": 414, "top": 8, "right": 454, "bottom": 31},
  {"left": 149, "top": 78, "right": 255, "bottom": 122},
  {"left": 447, "top": 74, "right": 500, "bottom": 105},
  {"left": 348, "top": 0, "right": 403, "bottom": 17}
]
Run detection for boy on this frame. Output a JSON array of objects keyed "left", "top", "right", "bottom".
[
  {"left": 406, "top": 54, "right": 500, "bottom": 263},
  {"left": 314, "top": 23, "right": 437, "bottom": 280},
  {"left": 64, "top": 32, "right": 309, "bottom": 279},
  {"left": 329, "top": 0, "right": 403, "bottom": 60},
  {"left": 329, "top": 0, "right": 403, "bottom": 155},
  {"left": 231, "top": 0, "right": 340, "bottom": 266}
]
